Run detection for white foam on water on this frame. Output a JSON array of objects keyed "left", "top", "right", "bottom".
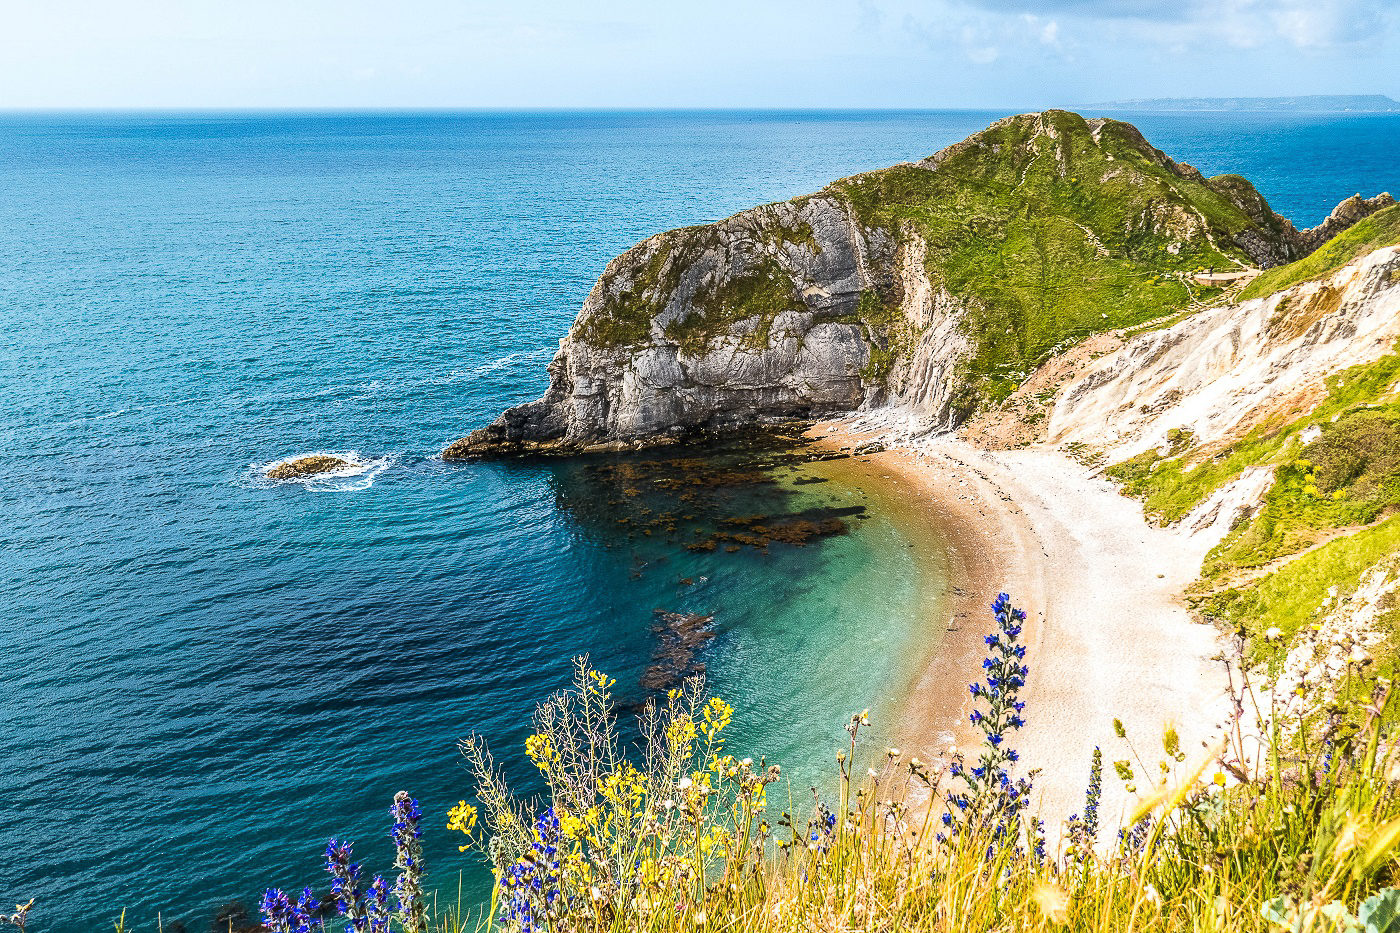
[
  {"left": 332, "top": 346, "right": 557, "bottom": 407},
  {"left": 432, "top": 346, "right": 555, "bottom": 386}
]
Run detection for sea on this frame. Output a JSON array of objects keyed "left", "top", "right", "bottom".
[{"left": 2, "top": 109, "right": 1397, "bottom": 933}]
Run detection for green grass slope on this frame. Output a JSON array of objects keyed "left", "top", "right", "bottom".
[
  {"left": 580, "top": 110, "right": 1303, "bottom": 414},
  {"left": 1240, "top": 203, "right": 1400, "bottom": 300},
  {"left": 831, "top": 111, "right": 1271, "bottom": 406}
]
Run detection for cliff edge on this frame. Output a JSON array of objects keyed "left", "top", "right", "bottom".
[{"left": 445, "top": 110, "right": 1392, "bottom": 458}]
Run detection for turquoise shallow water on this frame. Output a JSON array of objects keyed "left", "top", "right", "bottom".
[{"left": 1, "top": 109, "right": 1397, "bottom": 933}]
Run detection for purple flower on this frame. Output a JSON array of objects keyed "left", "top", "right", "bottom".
[
  {"left": 390, "top": 792, "right": 426, "bottom": 933},
  {"left": 942, "top": 593, "right": 1035, "bottom": 852},
  {"left": 365, "top": 876, "right": 390, "bottom": 933},
  {"left": 323, "top": 840, "right": 363, "bottom": 926},
  {"left": 260, "top": 887, "right": 319, "bottom": 933}
]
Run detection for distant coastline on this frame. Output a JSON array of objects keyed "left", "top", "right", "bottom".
[{"left": 1085, "top": 94, "right": 1400, "bottom": 113}]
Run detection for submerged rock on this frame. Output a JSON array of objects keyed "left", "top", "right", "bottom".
[
  {"left": 642, "top": 610, "right": 717, "bottom": 691},
  {"left": 266, "top": 454, "right": 351, "bottom": 480}
]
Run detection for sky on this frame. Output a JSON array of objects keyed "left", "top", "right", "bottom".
[{"left": 1, "top": 0, "right": 1397, "bottom": 109}]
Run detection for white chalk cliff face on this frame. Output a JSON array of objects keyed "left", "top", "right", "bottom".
[{"left": 1048, "top": 245, "right": 1400, "bottom": 462}]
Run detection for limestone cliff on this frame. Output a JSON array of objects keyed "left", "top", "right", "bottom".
[
  {"left": 445, "top": 110, "right": 1392, "bottom": 458},
  {"left": 1047, "top": 241, "right": 1400, "bottom": 462}
]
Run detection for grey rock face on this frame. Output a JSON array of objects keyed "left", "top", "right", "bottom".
[
  {"left": 444, "top": 194, "right": 945, "bottom": 457},
  {"left": 1229, "top": 191, "right": 1395, "bottom": 268}
]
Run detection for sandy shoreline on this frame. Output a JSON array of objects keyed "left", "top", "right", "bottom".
[{"left": 811, "top": 420, "right": 1233, "bottom": 836}]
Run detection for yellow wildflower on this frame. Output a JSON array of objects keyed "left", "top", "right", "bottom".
[
  {"left": 445, "top": 800, "right": 479, "bottom": 851},
  {"left": 701, "top": 697, "right": 733, "bottom": 741},
  {"left": 524, "top": 733, "right": 560, "bottom": 774}
]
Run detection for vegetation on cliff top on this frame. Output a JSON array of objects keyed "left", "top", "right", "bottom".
[
  {"left": 1241, "top": 203, "right": 1400, "bottom": 301},
  {"left": 830, "top": 111, "right": 1263, "bottom": 405},
  {"left": 578, "top": 110, "right": 1299, "bottom": 413}
]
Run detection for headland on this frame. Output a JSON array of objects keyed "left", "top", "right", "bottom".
[{"left": 448, "top": 107, "right": 1400, "bottom": 837}]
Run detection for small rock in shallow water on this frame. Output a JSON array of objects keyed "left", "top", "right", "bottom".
[{"left": 266, "top": 454, "right": 351, "bottom": 480}]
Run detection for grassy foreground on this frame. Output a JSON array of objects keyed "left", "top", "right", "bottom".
[{"left": 242, "top": 595, "right": 1400, "bottom": 933}]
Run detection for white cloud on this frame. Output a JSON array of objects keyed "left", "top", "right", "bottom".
[{"left": 953, "top": 0, "right": 1395, "bottom": 49}]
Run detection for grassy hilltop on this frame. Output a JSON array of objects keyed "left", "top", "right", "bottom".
[
  {"left": 582, "top": 110, "right": 1308, "bottom": 411},
  {"left": 826, "top": 110, "right": 1276, "bottom": 402}
]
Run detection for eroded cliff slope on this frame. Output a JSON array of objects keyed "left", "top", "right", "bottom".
[{"left": 446, "top": 110, "right": 1392, "bottom": 457}]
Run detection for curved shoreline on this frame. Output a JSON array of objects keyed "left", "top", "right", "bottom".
[{"left": 811, "top": 421, "right": 1233, "bottom": 834}]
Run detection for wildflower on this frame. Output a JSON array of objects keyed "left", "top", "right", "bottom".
[
  {"left": 1080, "top": 748, "right": 1103, "bottom": 848},
  {"left": 260, "top": 887, "right": 319, "bottom": 933},
  {"left": 446, "top": 800, "right": 479, "bottom": 852},
  {"left": 3, "top": 900, "right": 34, "bottom": 933},
  {"left": 324, "top": 840, "right": 366, "bottom": 933},
  {"left": 1264, "top": 627, "right": 1283, "bottom": 641},
  {"left": 365, "top": 877, "right": 390, "bottom": 933},
  {"left": 1119, "top": 815, "right": 1151, "bottom": 856},
  {"left": 942, "top": 594, "right": 1036, "bottom": 850},
  {"left": 524, "top": 733, "right": 559, "bottom": 774},
  {"left": 389, "top": 792, "right": 426, "bottom": 933}
]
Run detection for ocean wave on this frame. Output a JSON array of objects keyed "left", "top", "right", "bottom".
[
  {"left": 436, "top": 346, "right": 556, "bottom": 384},
  {"left": 354, "top": 347, "right": 556, "bottom": 395},
  {"left": 325, "top": 347, "right": 556, "bottom": 408},
  {"left": 252, "top": 451, "right": 394, "bottom": 492}
]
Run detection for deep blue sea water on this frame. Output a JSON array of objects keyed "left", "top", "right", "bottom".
[{"left": 1, "top": 109, "right": 1397, "bottom": 933}]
